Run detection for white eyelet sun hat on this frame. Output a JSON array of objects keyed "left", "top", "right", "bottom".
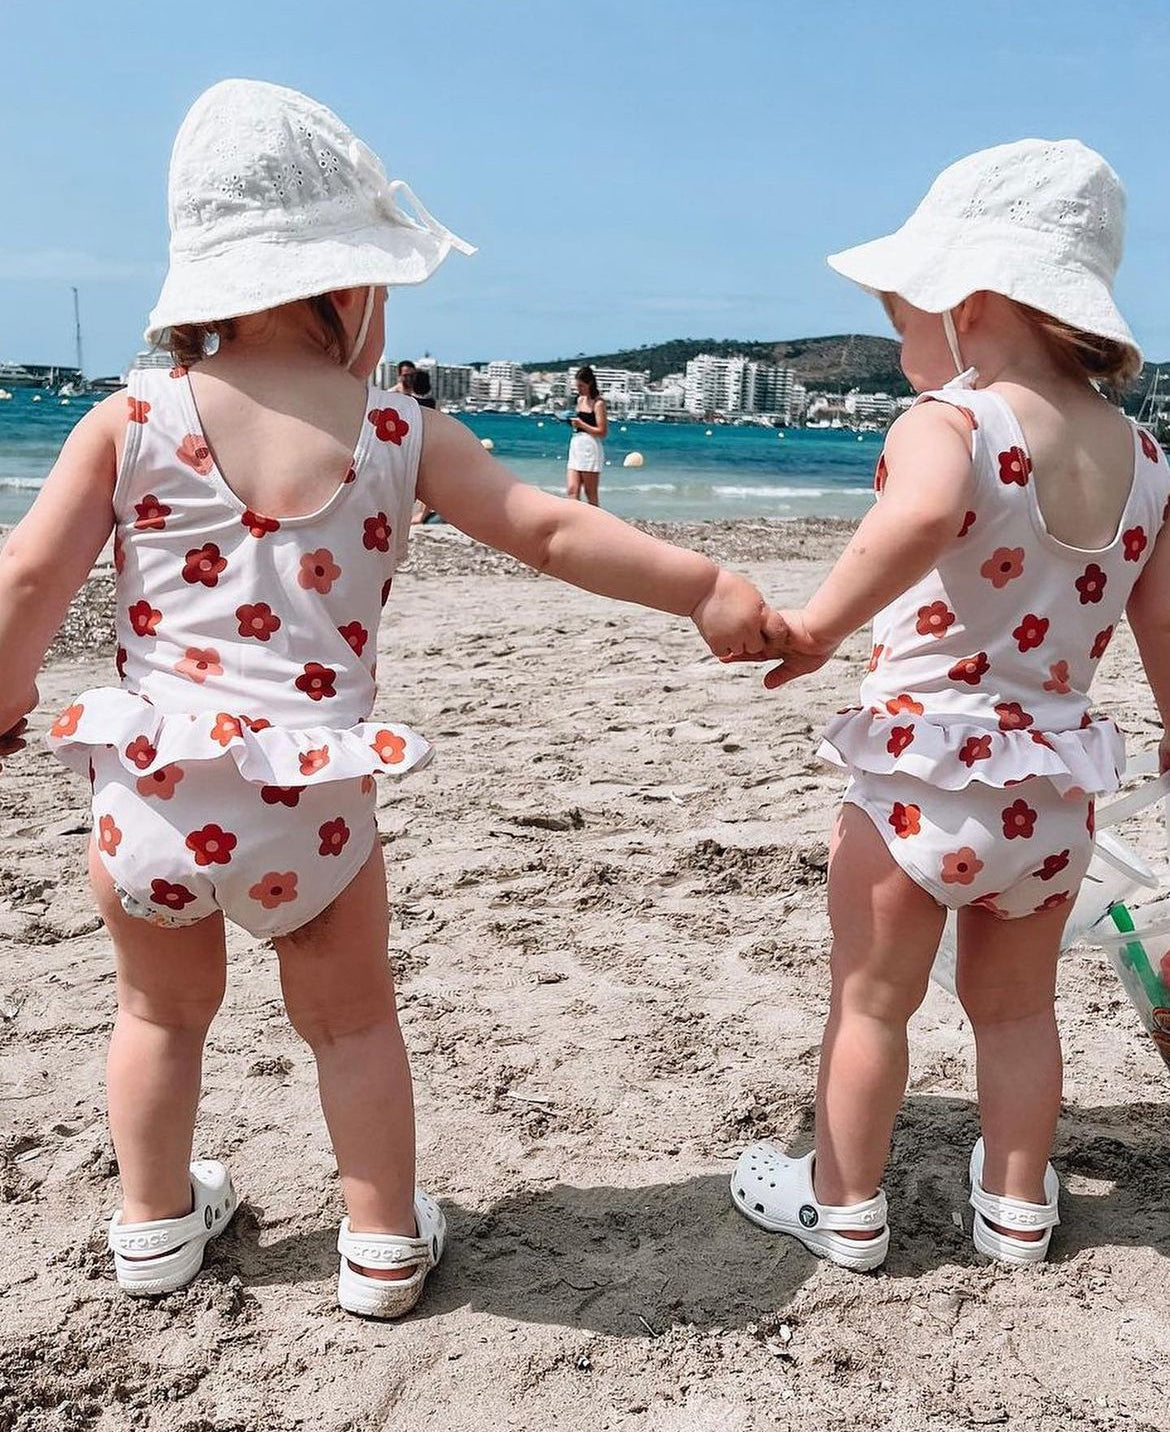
[
  {"left": 827, "top": 138, "right": 1140, "bottom": 367},
  {"left": 145, "top": 79, "right": 475, "bottom": 345}
]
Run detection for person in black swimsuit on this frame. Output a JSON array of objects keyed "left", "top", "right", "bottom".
[{"left": 566, "top": 365, "right": 608, "bottom": 505}]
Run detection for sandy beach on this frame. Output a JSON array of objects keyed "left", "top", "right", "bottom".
[{"left": 2, "top": 517, "right": 1168, "bottom": 1432}]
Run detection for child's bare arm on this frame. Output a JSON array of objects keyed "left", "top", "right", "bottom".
[
  {"left": 0, "top": 396, "right": 121, "bottom": 738},
  {"left": 416, "top": 409, "right": 774, "bottom": 657},
  {"left": 1127, "top": 519, "right": 1170, "bottom": 768}
]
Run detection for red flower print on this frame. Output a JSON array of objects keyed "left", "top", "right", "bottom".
[
  {"left": 127, "top": 397, "right": 151, "bottom": 423},
  {"left": 996, "top": 701, "right": 1034, "bottom": 732},
  {"left": 115, "top": 646, "right": 128, "bottom": 680},
  {"left": 371, "top": 730, "right": 407, "bottom": 766},
  {"left": 941, "top": 847, "right": 983, "bottom": 886},
  {"left": 888, "top": 802, "right": 922, "bottom": 839},
  {"left": 1030, "top": 730, "right": 1055, "bottom": 751},
  {"left": 949, "top": 652, "right": 990, "bottom": 686},
  {"left": 1087, "top": 802, "right": 1096, "bottom": 837},
  {"left": 249, "top": 871, "right": 299, "bottom": 910},
  {"left": 1034, "top": 892, "right": 1071, "bottom": 914},
  {"left": 1002, "top": 798, "right": 1038, "bottom": 840},
  {"left": 1139, "top": 428, "right": 1160, "bottom": 463},
  {"left": 1012, "top": 613, "right": 1049, "bottom": 652},
  {"left": 873, "top": 453, "right": 888, "bottom": 492},
  {"left": 318, "top": 817, "right": 351, "bottom": 857},
  {"left": 299, "top": 746, "right": 331, "bottom": 777},
  {"left": 368, "top": 408, "right": 410, "bottom": 445},
  {"left": 236, "top": 602, "right": 281, "bottom": 641},
  {"left": 151, "top": 878, "right": 196, "bottom": 912},
  {"left": 339, "top": 621, "right": 369, "bottom": 656},
  {"left": 1075, "top": 563, "right": 1107, "bottom": 604},
  {"left": 980, "top": 547, "right": 1025, "bottom": 588},
  {"left": 380, "top": 578, "right": 393, "bottom": 607},
  {"left": 1091, "top": 626, "right": 1114, "bottom": 660},
  {"left": 1036, "top": 849, "right": 1071, "bottom": 881},
  {"left": 97, "top": 814, "right": 122, "bottom": 856},
  {"left": 886, "top": 725, "right": 915, "bottom": 758},
  {"left": 998, "top": 446, "right": 1032, "bottom": 486},
  {"left": 182, "top": 542, "right": 227, "bottom": 587},
  {"left": 295, "top": 663, "right": 337, "bottom": 701},
  {"left": 124, "top": 735, "right": 157, "bottom": 770},
  {"left": 958, "top": 509, "right": 977, "bottom": 538},
  {"left": 299, "top": 548, "right": 341, "bottom": 594},
  {"left": 959, "top": 734, "right": 993, "bottom": 767},
  {"left": 1123, "top": 526, "right": 1148, "bottom": 563},
  {"left": 241, "top": 509, "right": 280, "bottom": 538},
  {"left": 185, "top": 823, "right": 238, "bottom": 867},
  {"left": 137, "top": 764, "right": 184, "bottom": 800},
  {"left": 210, "top": 713, "right": 243, "bottom": 747},
  {"left": 261, "top": 785, "right": 303, "bottom": 807},
  {"left": 363, "top": 512, "right": 392, "bottom": 553},
  {"left": 176, "top": 433, "right": 213, "bottom": 475},
  {"left": 1080, "top": 712, "right": 1094, "bottom": 729},
  {"left": 886, "top": 694, "right": 925, "bottom": 716},
  {"left": 343, "top": 465, "right": 356, "bottom": 484},
  {"left": 1043, "top": 661, "right": 1071, "bottom": 695},
  {"left": 134, "top": 494, "right": 171, "bottom": 531},
  {"left": 113, "top": 533, "right": 126, "bottom": 574},
  {"left": 50, "top": 703, "right": 84, "bottom": 738},
  {"left": 129, "top": 599, "right": 162, "bottom": 637},
  {"left": 241, "top": 716, "right": 272, "bottom": 733},
  {"left": 176, "top": 647, "right": 223, "bottom": 684},
  {"left": 916, "top": 600, "right": 956, "bottom": 639},
  {"left": 360, "top": 775, "right": 375, "bottom": 795}
]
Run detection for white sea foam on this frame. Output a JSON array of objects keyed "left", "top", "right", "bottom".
[{"left": 712, "top": 484, "right": 873, "bottom": 499}]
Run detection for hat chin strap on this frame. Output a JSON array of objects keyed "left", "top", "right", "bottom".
[
  {"left": 347, "top": 286, "right": 376, "bottom": 370},
  {"left": 942, "top": 310, "right": 979, "bottom": 388}
]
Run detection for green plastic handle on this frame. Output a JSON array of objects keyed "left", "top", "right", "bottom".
[{"left": 1109, "top": 903, "right": 1166, "bottom": 1007}]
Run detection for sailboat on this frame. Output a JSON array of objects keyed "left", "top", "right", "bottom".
[{"left": 56, "top": 289, "right": 90, "bottom": 397}]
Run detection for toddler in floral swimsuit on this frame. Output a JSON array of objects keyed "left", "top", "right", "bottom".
[
  {"left": 730, "top": 140, "right": 1170, "bottom": 1272},
  {"left": 0, "top": 80, "right": 778, "bottom": 1317}
]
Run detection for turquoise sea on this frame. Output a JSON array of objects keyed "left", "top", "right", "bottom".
[{"left": 0, "top": 389, "right": 879, "bottom": 525}]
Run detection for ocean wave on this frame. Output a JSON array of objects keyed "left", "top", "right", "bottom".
[
  {"left": 0, "top": 477, "right": 45, "bottom": 492},
  {"left": 712, "top": 484, "right": 873, "bottom": 498}
]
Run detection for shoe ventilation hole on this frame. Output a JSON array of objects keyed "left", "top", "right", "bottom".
[{"left": 754, "top": 1203, "right": 765, "bottom": 1214}]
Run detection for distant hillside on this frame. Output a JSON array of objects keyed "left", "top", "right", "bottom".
[{"left": 524, "top": 334, "right": 911, "bottom": 394}]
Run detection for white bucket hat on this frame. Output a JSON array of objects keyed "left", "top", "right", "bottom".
[
  {"left": 145, "top": 79, "right": 475, "bottom": 345},
  {"left": 828, "top": 138, "right": 1140, "bottom": 367}
]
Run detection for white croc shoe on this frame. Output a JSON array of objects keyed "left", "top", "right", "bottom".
[
  {"left": 108, "top": 1159, "right": 237, "bottom": 1296},
  {"left": 969, "top": 1138, "right": 1060, "bottom": 1265},
  {"left": 731, "top": 1144, "right": 889, "bottom": 1272},
  {"left": 337, "top": 1188, "right": 446, "bottom": 1319}
]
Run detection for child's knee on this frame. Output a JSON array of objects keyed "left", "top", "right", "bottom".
[
  {"left": 118, "top": 984, "right": 224, "bottom": 1035},
  {"left": 283, "top": 990, "right": 396, "bottom": 1049}
]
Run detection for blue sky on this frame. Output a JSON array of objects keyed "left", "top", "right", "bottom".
[{"left": 2, "top": 1, "right": 1168, "bottom": 375}]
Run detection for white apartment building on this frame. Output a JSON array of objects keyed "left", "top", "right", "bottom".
[
  {"left": 642, "top": 385, "right": 686, "bottom": 416},
  {"left": 416, "top": 358, "right": 474, "bottom": 405},
  {"left": 684, "top": 353, "right": 801, "bottom": 421},
  {"left": 843, "top": 390, "right": 898, "bottom": 421},
  {"left": 486, "top": 360, "right": 531, "bottom": 409}
]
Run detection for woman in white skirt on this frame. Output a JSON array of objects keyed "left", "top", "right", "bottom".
[{"left": 566, "top": 365, "right": 608, "bottom": 505}]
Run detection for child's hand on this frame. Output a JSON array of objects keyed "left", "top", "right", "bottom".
[
  {"left": 758, "top": 608, "right": 838, "bottom": 690},
  {"left": 0, "top": 685, "right": 38, "bottom": 771},
  {"left": 691, "top": 569, "right": 769, "bottom": 659}
]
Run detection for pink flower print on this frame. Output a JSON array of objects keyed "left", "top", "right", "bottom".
[
  {"left": 185, "top": 823, "right": 238, "bottom": 867},
  {"left": 368, "top": 408, "right": 410, "bottom": 445},
  {"left": 176, "top": 647, "right": 222, "bottom": 684},
  {"left": 916, "top": 601, "right": 956, "bottom": 639},
  {"left": 182, "top": 542, "right": 227, "bottom": 587},
  {"left": 1075, "top": 563, "right": 1108, "bottom": 605},
  {"left": 949, "top": 652, "right": 989, "bottom": 686},
  {"left": 129, "top": 600, "right": 162, "bottom": 638},
  {"left": 1123, "top": 526, "right": 1148, "bottom": 563},
  {"left": 1036, "top": 850, "right": 1071, "bottom": 882},
  {"left": 1034, "top": 892, "right": 1071, "bottom": 913},
  {"left": 299, "top": 548, "right": 341, "bottom": 594},
  {"left": 363, "top": 512, "right": 392, "bottom": 553},
  {"left": 134, "top": 494, "right": 171, "bottom": 531},
  {"left": 241, "top": 508, "right": 281, "bottom": 538},
  {"left": 127, "top": 396, "right": 151, "bottom": 424},
  {"left": 97, "top": 814, "right": 122, "bottom": 856},
  {"left": 980, "top": 547, "right": 1025, "bottom": 588},
  {"left": 886, "top": 725, "right": 915, "bottom": 758},
  {"left": 50, "top": 703, "right": 84, "bottom": 738},
  {"left": 295, "top": 663, "right": 337, "bottom": 701},
  {"left": 1002, "top": 799, "right": 1038, "bottom": 840},
  {"left": 1043, "top": 661, "right": 1072, "bottom": 694},
  {"left": 151, "top": 878, "right": 196, "bottom": 912},
  {"left": 249, "top": 872, "right": 298, "bottom": 910},
  {"left": 1012, "top": 613, "right": 1049, "bottom": 653},
  {"left": 371, "top": 730, "right": 407, "bottom": 765},
  {"left": 885, "top": 694, "right": 925, "bottom": 716},
  {"left": 888, "top": 802, "right": 922, "bottom": 839},
  {"left": 124, "top": 735, "right": 157, "bottom": 770},
  {"left": 299, "top": 746, "right": 331, "bottom": 777},
  {"left": 941, "top": 848, "right": 983, "bottom": 886},
  {"left": 236, "top": 602, "right": 281, "bottom": 641},
  {"left": 958, "top": 509, "right": 977, "bottom": 538},
  {"left": 998, "top": 446, "right": 1032, "bottom": 486},
  {"left": 995, "top": 701, "right": 1034, "bottom": 732},
  {"left": 210, "top": 714, "right": 243, "bottom": 748},
  {"left": 137, "top": 764, "right": 184, "bottom": 800},
  {"left": 176, "top": 433, "right": 213, "bottom": 475},
  {"left": 338, "top": 621, "right": 369, "bottom": 656},
  {"left": 318, "top": 817, "right": 351, "bottom": 858}
]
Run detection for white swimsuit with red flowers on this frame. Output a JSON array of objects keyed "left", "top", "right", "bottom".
[
  {"left": 820, "top": 378, "right": 1170, "bottom": 917},
  {"left": 47, "top": 367, "right": 429, "bottom": 937}
]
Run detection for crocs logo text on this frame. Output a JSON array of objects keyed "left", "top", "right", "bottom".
[{"left": 118, "top": 1233, "right": 170, "bottom": 1251}]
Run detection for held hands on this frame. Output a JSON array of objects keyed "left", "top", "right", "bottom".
[
  {"left": 719, "top": 606, "right": 837, "bottom": 689},
  {"left": 0, "top": 685, "right": 37, "bottom": 773},
  {"left": 690, "top": 569, "right": 780, "bottom": 661}
]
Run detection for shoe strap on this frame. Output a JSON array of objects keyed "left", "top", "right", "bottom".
[
  {"left": 337, "top": 1219, "right": 435, "bottom": 1272},
  {"left": 109, "top": 1206, "right": 207, "bottom": 1257},
  {"left": 817, "top": 1188, "right": 888, "bottom": 1232},
  {"left": 970, "top": 1182, "right": 1059, "bottom": 1232}
]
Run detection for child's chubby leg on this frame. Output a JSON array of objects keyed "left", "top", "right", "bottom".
[
  {"left": 956, "top": 900, "right": 1068, "bottom": 1240},
  {"left": 273, "top": 840, "right": 417, "bottom": 1282},
  {"left": 90, "top": 840, "right": 227, "bottom": 1225},
  {"left": 813, "top": 801, "right": 947, "bottom": 1227}
]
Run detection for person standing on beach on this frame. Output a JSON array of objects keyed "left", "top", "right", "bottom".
[
  {"left": 0, "top": 80, "right": 781, "bottom": 1320},
  {"left": 729, "top": 141, "right": 1170, "bottom": 1270},
  {"left": 392, "top": 358, "right": 415, "bottom": 394},
  {"left": 566, "top": 364, "right": 608, "bottom": 505}
]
